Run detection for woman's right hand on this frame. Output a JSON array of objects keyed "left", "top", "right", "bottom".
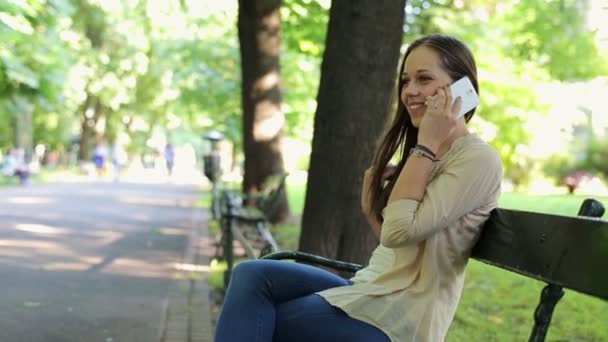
[{"left": 418, "top": 84, "right": 462, "bottom": 152}]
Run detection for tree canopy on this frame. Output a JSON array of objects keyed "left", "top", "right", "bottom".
[{"left": 0, "top": 0, "right": 606, "bottom": 183}]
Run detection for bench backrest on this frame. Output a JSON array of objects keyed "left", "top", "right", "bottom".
[{"left": 471, "top": 199, "right": 607, "bottom": 300}]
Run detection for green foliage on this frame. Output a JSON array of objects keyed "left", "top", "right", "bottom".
[
  {"left": 585, "top": 136, "right": 608, "bottom": 177},
  {"left": 400, "top": 0, "right": 607, "bottom": 184},
  {"left": 542, "top": 134, "right": 608, "bottom": 185},
  {"left": 1, "top": 0, "right": 606, "bottom": 181},
  {"left": 542, "top": 153, "right": 579, "bottom": 185},
  {"left": 404, "top": 3, "right": 547, "bottom": 184},
  {"left": 502, "top": 0, "right": 608, "bottom": 81},
  {"left": 141, "top": 2, "right": 244, "bottom": 147},
  {"left": 280, "top": 0, "right": 329, "bottom": 141},
  {"left": 282, "top": 0, "right": 328, "bottom": 57},
  {"left": 0, "top": 0, "right": 76, "bottom": 151}
]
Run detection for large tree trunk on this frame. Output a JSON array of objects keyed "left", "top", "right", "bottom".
[
  {"left": 78, "top": 3, "right": 107, "bottom": 162},
  {"left": 11, "top": 95, "right": 34, "bottom": 160},
  {"left": 77, "top": 95, "right": 105, "bottom": 161},
  {"left": 77, "top": 94, "right": 94, "bottom": 161},
  {"left": 238, "top": 0, "right": 289, "bottom": 223},
  {"left": 299, "top": 1, "right": 406, "bottom": 265}
]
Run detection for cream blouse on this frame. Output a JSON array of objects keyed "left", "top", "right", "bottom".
[{"left": 317, "top": 133, "right": 503, "bottom": 342}]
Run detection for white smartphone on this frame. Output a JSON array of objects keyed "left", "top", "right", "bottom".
[{"left": 449, "top": 76, "right": 479, "bottom": 118}]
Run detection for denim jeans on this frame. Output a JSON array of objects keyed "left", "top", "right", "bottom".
[{"left": 214, "top": 259, "right": 390, "bottom": 342}]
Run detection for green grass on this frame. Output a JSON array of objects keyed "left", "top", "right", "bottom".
[
  {"left": 0, "top": 172, "right": 47, "bottom": 187},
  {"left": 0, "top": 176, "right": 19, "bottom": 186},
  {"left": 207, "top": 258, "right": 228, "bottom": 290},
  {"left": 449, "top": 259, "right": 608, "bottom": 341},
  {"left": 286, "top": 181, "right": 307, "bottom": 215},
  {"left": 285, "top": 181, "right": 608, "bottom": 219},
  {"left": 204, "top": 180, "right": 608, "bottom": 340},
  {"left": 499, "top": 192, "right": 608, "bottom": 220}
]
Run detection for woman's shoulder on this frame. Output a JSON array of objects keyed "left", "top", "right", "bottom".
[{"left": 448, "top": 134, "right": 502, "bottom": 171}]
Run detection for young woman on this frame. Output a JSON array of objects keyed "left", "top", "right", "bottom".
[{"left": 214, "top": 34, "right": 502, "bottom": 342}]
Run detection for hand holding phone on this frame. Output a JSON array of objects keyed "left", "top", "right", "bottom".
[{"left": 449, "top": 76, "right": 479, "bottom": 118}]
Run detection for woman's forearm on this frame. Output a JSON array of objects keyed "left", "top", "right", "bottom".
[{"left": 387, "top": 156, "right": 434, "bottom": 203}]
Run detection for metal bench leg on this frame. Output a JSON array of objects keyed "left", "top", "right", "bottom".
[
  {"left": 231, "top": 223, "right": 257, "bottom": 259},
  {"left": 222, "top": 196, "right": 237, "bottom": 288},
  {"left": 211, "top": 183, "right": 222, "bottom": 221},
  {"left": 529, "top": 283, "right": 564, "bottom": 342},
  {"left": 222, "top": 215, "right": 234, "bottom": 288},
  {"left": 256, "top": 221, "right": 279, "bottom": 253}
]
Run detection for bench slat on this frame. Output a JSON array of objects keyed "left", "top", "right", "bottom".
[{"left": 471, "top": 208, "right": 608, "bottom": 300}]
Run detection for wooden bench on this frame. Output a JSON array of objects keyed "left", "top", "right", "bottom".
[
  {"left": 261, "top": 198, "right": 607, "bottom": 341},
  {"left": 219, "top": 173, "right": 288, "bottom": 284}
]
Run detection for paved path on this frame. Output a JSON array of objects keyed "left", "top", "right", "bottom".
[{"left": 0, "top": 181, "right": 214, "bottom": 342}]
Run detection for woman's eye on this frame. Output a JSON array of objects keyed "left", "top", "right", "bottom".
[{"left": 418, "top": 76, "right": 431, "bottom": 82}]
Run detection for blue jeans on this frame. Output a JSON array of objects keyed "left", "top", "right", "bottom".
[{"left": 214, "top": 260, "right": 390, "bottom": 342}]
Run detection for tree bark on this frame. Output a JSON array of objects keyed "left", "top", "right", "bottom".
[
  {"left": 77, "top": 95, "right": 105, "bottom": 161},
  {"left": 238, "top": 0, "right": 289, "bottom": 223},
  {"left": 299, "top": 1, "right": 406, "bottom": 265},
  {"left": 77, "top": 94, "right": 94, "bottom": 161},
  {"left": 11, "top": 95, "right": 34, "bottom": 161},
  {"left": 77, "top": 2, "right": 107, "bottom": 162}
]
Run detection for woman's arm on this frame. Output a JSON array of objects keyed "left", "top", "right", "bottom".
[
  {"left": 387, "top": 153, "right": 434, "bottom": 203},
  {"left": 380, "top": 144, "right": 502, "bottom": 248}
]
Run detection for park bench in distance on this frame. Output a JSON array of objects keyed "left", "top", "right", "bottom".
[
  {"left": 262, "top": 198, "right": 607, "bottom": 342},
  {"left": 219, "top": 172, "right": 288, "bottom": 284}
]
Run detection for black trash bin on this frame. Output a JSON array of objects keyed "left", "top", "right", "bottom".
[
  {"left": 202, "top": 130, "right": 225, "bottom": 220},
  {"left": 203, "top": 152, "right": 221, "bottom": 184}
]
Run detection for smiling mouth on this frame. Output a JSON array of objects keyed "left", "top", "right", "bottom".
[{"left": 409, "top": 103, "right": 426, "bottom": 110}]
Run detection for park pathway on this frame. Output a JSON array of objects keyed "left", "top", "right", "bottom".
[{"left": 0, "top": 180, "right": 215, "bottom": 342}]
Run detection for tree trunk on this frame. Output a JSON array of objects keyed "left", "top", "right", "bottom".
[
  {"left": 299, "top": 0, "right": 406, "bottom": 265},
  {"left": 12, "top": 95, "right": 34, "bottom": 161},
  {"left": 238, "top": 0, "right": 289, "bottom": 224},
  {"left": 77, "top": 100, "right": 93, "bottom": 161},
  {"left": 77, "top": 95, "right": 106, "bottom": 161},
  {"left": 76, "top": 5, "right": 104, "bottom": 162}
]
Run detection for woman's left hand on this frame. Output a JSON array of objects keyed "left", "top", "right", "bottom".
[
  {"left": 361, "top": 165, "right": 397, "bottom": 217},
  {"left": 417, "top": 84, "right": 462, "bottom": 153}
]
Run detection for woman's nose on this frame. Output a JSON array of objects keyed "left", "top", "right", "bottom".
[{"left": 402, "top": 84, "right": 419, "bottom": 100}]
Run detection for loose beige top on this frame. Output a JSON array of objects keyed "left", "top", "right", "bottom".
[{"left": 317, "top": 133, "right": 502, "bottom": 342}]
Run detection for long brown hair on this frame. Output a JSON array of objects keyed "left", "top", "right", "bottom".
[{"left": 368, "top": 34, "right": 479, "bottom": 223}]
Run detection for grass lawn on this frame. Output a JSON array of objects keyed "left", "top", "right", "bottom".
[
  {"left": 499, "top": 192, "right": 608, "bottom": 220},
  {"left": 204, "top": 180, "right": 608, "bottom": 340}
]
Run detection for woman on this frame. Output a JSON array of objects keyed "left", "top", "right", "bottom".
[{"left": 214, "top": 34, "right": 502, "bottom": 342}]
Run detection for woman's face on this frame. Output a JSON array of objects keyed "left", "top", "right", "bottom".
[{"left": 400, "top": 46, "right": 454, "bottom": 127}]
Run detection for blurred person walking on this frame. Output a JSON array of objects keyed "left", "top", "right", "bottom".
[
  {"left": 93, "top": 140, "right": 108, "bottom": 178},
  {"left": 164, "top": 143, "right": 175, "bottom": 177}
]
